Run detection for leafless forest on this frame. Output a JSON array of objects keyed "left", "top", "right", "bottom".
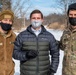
[{"left": 0, "top": 0, "right": 76, "bottom": 31}]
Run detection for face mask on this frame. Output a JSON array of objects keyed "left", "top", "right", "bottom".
[
  {"left": 31, "top": 20, "right": 42, "bottom": 28},
  {"left": 69, "top": 17, "right": 76, "bottom": 26},
  {"left": 0, "top": 22, "right": 12, "bottom": 31}
]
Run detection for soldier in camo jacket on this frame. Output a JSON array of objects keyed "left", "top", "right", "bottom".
[{"left": 60, "top": 3, "right": 76, "bottom": 75}]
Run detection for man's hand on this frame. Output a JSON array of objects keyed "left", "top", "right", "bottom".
[
  {"left": 47, "top": 70, "right": 54, "bottom": 75},
  {"left": 49, "top": 72, "right": 54, "bottom": 75},
  {"left": 26, "top": 50, "right": 38, "bottom": 59},
  {"left": 47, "top": 66, "right": 55, "bottom": 75}
]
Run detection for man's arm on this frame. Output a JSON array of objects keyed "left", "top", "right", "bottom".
[
  {"left": 49, "top": 35, "right": 59, "bottom": 73},
  {"left": 13, "top": 34, "right": 28, "bottom": 61},
  {"left": 13, "top": 34, "right": 38, "bottom": 61}
]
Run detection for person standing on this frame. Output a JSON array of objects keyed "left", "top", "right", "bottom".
[
  {"left": 0, "top": 10, "right": 16, "bottom": 75},
  {"left": 13, "top": 9, "right": 59, "bottom": 75},
  {"left": 60, "top": 3, "right": 76, "bottom": 75}
]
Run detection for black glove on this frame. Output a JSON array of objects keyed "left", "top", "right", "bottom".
[
  {"left": 26, "top": 50, "right": 38, "bottom": 59},
  {"left": 47, "top": 69, "right": 54, "bottom": 75},
  {"left": 47, "top": 66, "right": 55, "bottom": 75},
  {"left": 50, "top": 72, "right": 54, "bottom": 75}
]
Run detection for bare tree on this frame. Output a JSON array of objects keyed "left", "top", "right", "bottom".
[
  {"left": 11, "top": 0, "right": 31, "bottom": 17},
  {"left": 57, "top": 0, "right": 76, "bottom": 14},
  {"left": 11, "top": 0, "right": 31, "bottom": 29},
  {"left": 55, "top": 0, "right": 76, "bottom": 27},
  {"left": 2, "top": 0, "right": 11, "bottom": 10},
  {"left": 0, "top": 0, "right": 31, "bottom": 30}
]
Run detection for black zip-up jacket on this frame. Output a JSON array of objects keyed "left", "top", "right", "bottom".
[{"left": 13, "top": 25, "right": 59, "bottom": 75}]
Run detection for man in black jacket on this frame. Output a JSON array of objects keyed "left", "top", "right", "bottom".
[{"left": 13, "top": 9, "right": 59, "bottom": 75}]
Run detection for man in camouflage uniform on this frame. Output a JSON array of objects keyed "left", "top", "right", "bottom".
[{"left": 60, "top": 3, "right": 76, "bottom": 75}]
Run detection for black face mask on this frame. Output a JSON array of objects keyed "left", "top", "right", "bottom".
[
  {"left": 69, "top": 17, "right": 76, "bottom": 26},
  {"left": 0, "top": 22, "right": 12, "bottom": 31}
]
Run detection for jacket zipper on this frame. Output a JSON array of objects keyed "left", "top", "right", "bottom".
[
  {"left": 36, "top": 36, "right": 39, "bottom": 75},
  {"left": 32, "top": 32, "right": 40, "bottom": 75}
]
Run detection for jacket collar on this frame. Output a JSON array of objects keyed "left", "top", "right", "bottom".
[
  {"left": 0, "top": 30, "right": 13, "bottom": 38},
  {"left": 27, "top": 25, "right": 46, "bottom": 34},
  {"left": 69, "top": 26, "right": 76, "bottom": 33}
]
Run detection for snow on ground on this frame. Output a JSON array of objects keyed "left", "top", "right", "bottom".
[{"left": 13, "top": 29, "right": 64, "bottom": 75}]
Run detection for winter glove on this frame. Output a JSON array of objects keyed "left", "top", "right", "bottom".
[
  {"left": 47, "top": 65, "right": 55, "bottom": 75},
  {"left": 26, "top": 50, "right": 38, "bottom": 59},
  {"left": 49, "top": 72, "right": 54, "bottom": 75},
  {"left": 47, "top": 69, "right": 54, "bottom": 75}
]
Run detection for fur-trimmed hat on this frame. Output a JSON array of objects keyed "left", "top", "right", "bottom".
[
  {"left": 68, "top": 3, "right": 76, "bottom": 14},
  {"left": 0, "top": 10, "right": 14, "bottom": 21}
]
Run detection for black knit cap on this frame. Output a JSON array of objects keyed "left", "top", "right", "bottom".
[{"left": 68, "top": 3, "right": 76, "bottom": 14}]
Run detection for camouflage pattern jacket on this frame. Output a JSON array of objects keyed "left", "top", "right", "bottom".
[{"left": 60, "top": 28, "right": 76, "bottom": 75}]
